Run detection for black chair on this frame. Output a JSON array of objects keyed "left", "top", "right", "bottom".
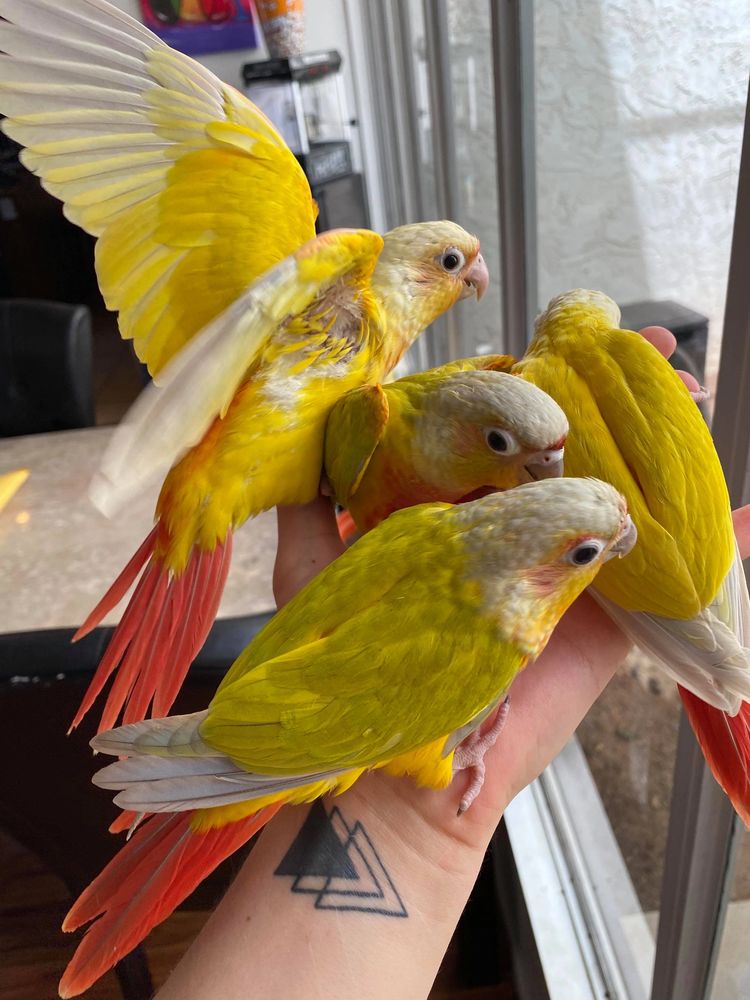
[
  {"left": 0, "top": 610, "right": 274, "bottom": 999},
  {"left": 0, "top": 298, "right": 95, "bottom": 437}
]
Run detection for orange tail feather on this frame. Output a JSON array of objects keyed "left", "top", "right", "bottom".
[
  {"left": 72, "top": 526, "right": 158, "bottom": 642},
  {"left": 680, "top": 686, "right": 750, "bottom": 824},
  {"left": 336, "top": 509, "right": 358, "bottom": 545},
  {"left": 108, "top": 810, "right": 140, "bottom": 835},
  {"left": 59, "top": 804, "right": 281, "bottom": 998},
  {"left": 70, "top": 528, "right": 234, "bottom": 734}
]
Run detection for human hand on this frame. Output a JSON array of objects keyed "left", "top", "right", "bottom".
[
  {"left": 271, "top": 327, "right": 744, "bottom": 858},
  {"left": 159, "top": 331, "right": 746, "bottom": 1000}
]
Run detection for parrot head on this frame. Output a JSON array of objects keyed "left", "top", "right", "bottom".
[
  {"left": 409, "top": 369, "right": 568, "bottom": 500},
  {"left": 530, "top": 288, "right": 622, "bottom": 348},
  {"left": 372, "top": 220, "right": 489, "bottom": 351},
  {"left": 455, "top": 477, "right": 637, "bottom": 655}
]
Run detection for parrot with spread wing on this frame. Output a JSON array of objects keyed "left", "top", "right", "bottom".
[
  {"left": 512, "top": 289, "right": 750, "bottom": 822},
  {"left": 325, "top": 355, "right": 568, "bottom": 534},
  {"left": 56, "top": 477, "right": 635, "bottom": 997},
  {"left": 0, "top": 0, "right": 488, "bottom": 732}
]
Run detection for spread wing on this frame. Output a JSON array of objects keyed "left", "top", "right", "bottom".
[
  {"left": 201, "top": 505, "right": 525, "bottom": 775},
  {"left": 325, "top": 384, "right": 390, "bottom": 505},
  {"left": 0, "top": 0, "right": 317, "bottom": 376},
  {"left": 91, "top": 228, "right": 385, "bottom": 515}
]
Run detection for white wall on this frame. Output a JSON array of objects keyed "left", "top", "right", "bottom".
[
  {"left": 108, "top": 0, "right": 262, "bottom": 83},
  {"left": 534, "top": 0, "right": 750, "bottom": 380},
  {"left": 110, "top": 0, "right": 353, "bottom": 86}
]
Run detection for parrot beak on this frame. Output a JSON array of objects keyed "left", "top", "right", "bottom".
[
  {"left": 608, "top": 514, "right": 638, "bottom": 559},
  {"left": 525, "top": 447, "right": 564, "bottom": 481},
  {"left": 461, "top": 253, "right": 489, "bottom": 301}
]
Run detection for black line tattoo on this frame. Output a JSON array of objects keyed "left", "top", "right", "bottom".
[{"left": 274, "top": 800, "right": 408, "bottom": 917}]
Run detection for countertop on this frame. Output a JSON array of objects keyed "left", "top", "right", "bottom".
[{"left": 0, "top": 426, "right": 277, "bottom": 633}]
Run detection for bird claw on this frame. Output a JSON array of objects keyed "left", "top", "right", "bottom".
[
  {"left": 691, "top": 385, "right": 710, "bottom": 404},
  {"left": 453, "top": 697, "right": 510, "bottom": 815}
]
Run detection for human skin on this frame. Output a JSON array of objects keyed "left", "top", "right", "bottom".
[{"left": 154, "top": 328, "right": 749, "bottom": 1000}]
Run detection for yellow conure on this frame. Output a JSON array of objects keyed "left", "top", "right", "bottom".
[
  {"left": 325, "top": 355, "right": 568, "bottom": 533},
  {"left": 58, "top": 477, "right": 635, "bottom": 998},
  {"left": 0, "top": 0, "right": 488, "bottom": 732},
  {"left": 513, "top": 289, "right": 750, "bottom": 823}
]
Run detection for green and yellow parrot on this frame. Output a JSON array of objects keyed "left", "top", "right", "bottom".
[
  {"left": 325, "top": 355, "right": 568, "bottom": 534},
  {"left": 56, "top": 477, "right": 635, "bottom": 997},
  {"left": 513, "top": 289, "right": 750, "bottom": 822},
  {"left": 0, "top": 0, "right": 488, "bottom": 733}
]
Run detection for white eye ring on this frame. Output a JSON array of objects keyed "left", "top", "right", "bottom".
[
  {"left": 439, "top": 247, "right": 465, "bottom": 272},
  {"left": 484, "top": 428, "right": 520, "bottom": 455},
  {"left": 565, "top": 539, "right": 606, "bottom": 567}
]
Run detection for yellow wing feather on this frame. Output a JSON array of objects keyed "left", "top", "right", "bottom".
[
  {"left": 517, "top": 300, "right": 734, "bottom": 617},
  {"left": 325, "top": 384, "right": 390, "bottom": 505},
  {"left": 0, "top": 0, "right": 317, "bottom": 375},
  {"left": 92, "top": 229, "right": 385, "bottom": 543},
  {"left": 202, "top": 504, "right": 523, "bottom": 774}
]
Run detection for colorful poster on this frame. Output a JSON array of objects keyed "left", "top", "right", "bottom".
[{"left": 139, "top": 1, "right": 258, "bottom": 56}]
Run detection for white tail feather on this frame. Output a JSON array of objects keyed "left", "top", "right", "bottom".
[
  {"left": 593, "top": 549, "right": 750, "bottom": 714},
  {"left": 91, "top": 712, "right": 343, "bottom": 813},
  {"left": 91, "top": 710, "right": 212, "bottom": 756}
]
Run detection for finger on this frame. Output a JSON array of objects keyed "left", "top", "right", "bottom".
[
  {"left": 639, "top": 325, "right": 676, "bottom": 360},
  {"left": 638, "top": 326, "right": 708, "bottom": 400},
  {"left": 733, "top": 505, "right": 750, "bottom": 560},
  {"left": 473, "top": 593, "right": 631, "bottom": 814},
  {"left": 677, "top": 369, "right": 700, "bottom": 393},
  {"left": 273, "top": 496, "right": 344, "bottom": 607}
]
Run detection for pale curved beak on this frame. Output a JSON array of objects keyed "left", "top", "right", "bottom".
[
  {"left": 525, "top": 447, "right": 564, "bottom": 480},
  {"left": 461, "top": 253, "right": 489, "bottom": 301},
  {"left": 608, "top": 514, "right": 638, "bottom": 559}
]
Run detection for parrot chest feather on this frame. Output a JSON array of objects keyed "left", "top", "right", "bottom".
[{"left": 156, "top": 295, "right": 387, "bottom": 568}]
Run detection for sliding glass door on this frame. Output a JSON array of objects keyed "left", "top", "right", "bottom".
[{"left": 348, "top": 2, "right": 750, "bottom": 997}]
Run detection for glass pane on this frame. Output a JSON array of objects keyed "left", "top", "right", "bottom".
[
  {"left": 711, "top": 827, "right": 750, "bottom": 997},
  {"left": 395, "top": 0, "right": 504, "bottom": 365},
  {"left": 444, "top": 0, "right": 503, "bottom": 358},
  {"left": 535, "top": 1, "right": 749, "bottom": 393},
  {"left": 535, "top": 0, "right": 750, "bottom": 986}
]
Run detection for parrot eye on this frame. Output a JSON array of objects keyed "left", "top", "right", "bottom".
[
  {"left": 566, "top": 539, "right": 606, "bottom": 566},
  {"left": 485, "top": 428, "right": 519, "bottom": 455},
  {"left": 439, "top": 248, "right": 465, "bottom": 272}
]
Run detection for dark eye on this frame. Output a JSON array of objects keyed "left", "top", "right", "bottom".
[
  {"left": 484, "top": 428, "right": 518, "bottom": 455},
  {"left": 566, "top": 540, "right": 605, "bottom": 566},
  {"left": 440, "top": 248, "right": 465, "bottom": 272}
]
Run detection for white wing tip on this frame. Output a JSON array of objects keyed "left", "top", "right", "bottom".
[{"left": 88, "top": 470, "right": 121, "bottom": 518}]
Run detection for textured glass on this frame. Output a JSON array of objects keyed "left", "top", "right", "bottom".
[
  {"left": 396, "top": 1, "right": 503, "bottom": 362},
  {"left": 711, "top": 828, "right": 750, "bottom": 998},
  {"left": 535, "top": 0, "right": 749, "bottom": 388},
  {"left": 535, "top": 0, "right": 750, "bottom": 987}
]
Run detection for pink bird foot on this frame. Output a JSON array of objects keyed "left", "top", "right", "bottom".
[
  {"left": 454, "top": 697, "right": 510, "bottom": 815},
  {"left": 690, "top": 385, "right": 710, "bottom": 404}
]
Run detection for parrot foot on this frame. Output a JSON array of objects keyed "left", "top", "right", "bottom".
[
  {"left": 691, "top": 385, "right": 711, "bottom": 404},
  {"left": 454, "top": 697, "right": 510, "bottom": 815}
]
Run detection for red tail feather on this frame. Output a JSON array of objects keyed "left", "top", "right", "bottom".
[
  {"left": 59, "top": 804, "right": 281, "bottom": 998},
  {"left": 680, "top": 686, "right": 750, "bottom": 824},
  {"left": 72, "top": 527, "right": 158, "bottom": 642},
  {"left": 108, "top": 810, "right": 140, "bottom": 835},
  {"left": 70, "top": 527, "right": 234, "bottom": 733},
  {"left": 336, "top": 509, "right": 358, "bottom": 545}
]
